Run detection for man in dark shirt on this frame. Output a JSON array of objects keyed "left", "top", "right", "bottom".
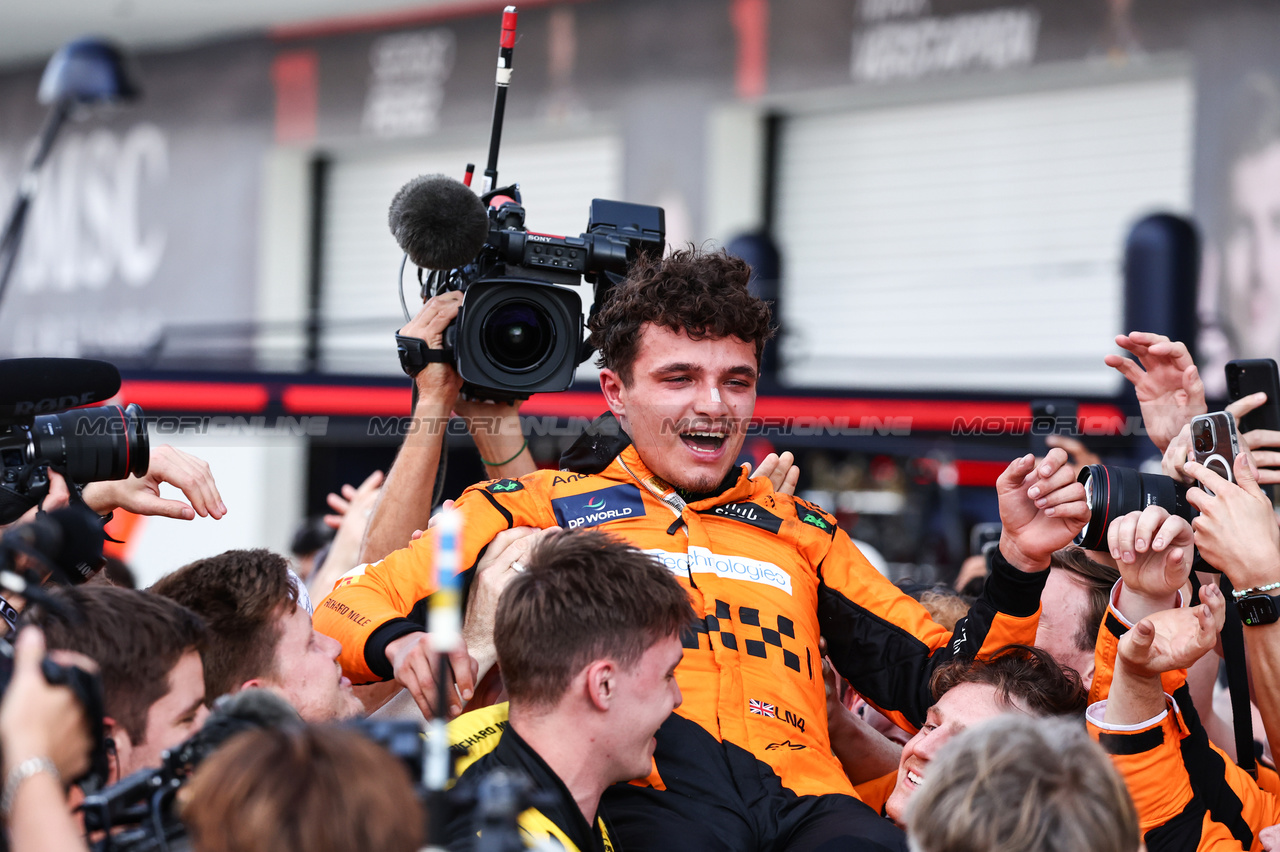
[{"left": 446, "top": 529, "right": 693, "bottom": 852}]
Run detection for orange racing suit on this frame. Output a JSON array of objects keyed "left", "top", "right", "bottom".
[
  {"left": 1088, "top": 584, "right": 1280, "bottom": 851},
  {"left": 317, "top": 414, "right": 1046, "bottom": 802}
]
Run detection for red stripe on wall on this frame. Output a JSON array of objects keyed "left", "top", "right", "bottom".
[
  {"left": 282, "top": 385, "right": 413, "bottom": 416},
  {"left": 118, "top": 381, "right": 270, "bottom": 413}
]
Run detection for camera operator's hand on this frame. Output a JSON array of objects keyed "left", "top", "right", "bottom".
[
  {"left": 1106, "top": 507, "right": 1193, "bottom": 623},
  {"left": 0, "top": 628, "right": 95, "bottom": 785},
  {"left": 82, "top": 445, "right": 226, "bottom": 521},
  {"left": 996, "top": 449, "right": 1090, "bottom": 572},
  {"left": 463, "top": 525, "right": 558, "bottom": 681},
  {"left": 1185, "top": 453, "right": 1280, "bottom": 587},
  {"left": 752, "top": 452, "right": 800, "bottom": 497},
  {"left": 385, "top": 631, "right": 478, "bottom": 719},
  {"left": 1118, "top": 584, "right": 1225, "bottom": 679},
  {"left": 1105, "top": 331, "right": 1206, "bottom": 454},
  {"left": 401, "top": 291, "right": 465, "bottom": 405}
]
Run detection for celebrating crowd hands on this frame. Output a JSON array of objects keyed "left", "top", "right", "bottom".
[{"left": 8, "top": 250, "right": 1280, "bottom": 852}]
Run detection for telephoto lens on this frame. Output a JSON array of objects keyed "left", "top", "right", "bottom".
[{"left": 1074, "top": 464, "right": 1193, "bottom": 551}]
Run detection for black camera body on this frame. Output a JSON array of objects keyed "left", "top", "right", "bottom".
[{"left": 438, "top": 191, "right": 664, "bottom": 400}]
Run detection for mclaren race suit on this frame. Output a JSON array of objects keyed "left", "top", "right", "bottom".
[
  {"left": 318, "top": 415, "right": 1046, "bottom": 803},
  {"left": 1088, "top": 585, "right": 1280, "bottom": 851}
]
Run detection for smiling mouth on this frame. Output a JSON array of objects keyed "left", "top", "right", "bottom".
[
  {"left": 681, "top": 430, "right": 726, "bottom": 454},
  {"left": 906, "top": 769, "right": 923, "bottom": 787}
]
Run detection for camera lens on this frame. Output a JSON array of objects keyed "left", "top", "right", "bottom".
[
  {"left": 1074, "top": 464, "right": 1192, "bottom": 551},
  {"left": 481, "top": 300, "right": 553, "bottom": 373},
  {"left": 1193, "top": 420, "right": 1214, "bottom": 454},
  {"left": 30, "top": 403, "right": 150, "bottom": 484}
]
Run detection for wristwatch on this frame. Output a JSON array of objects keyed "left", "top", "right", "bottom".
[
  {"left": 1236, "top": 593, "right": 1280, "bottom": 627},
  {"left": 395, "top": 334, "right": 452, "bottom": 377}
]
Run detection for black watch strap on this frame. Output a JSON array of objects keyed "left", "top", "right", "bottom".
[{"left": 395, "top": 334, "right": 453, "bottom": 377}]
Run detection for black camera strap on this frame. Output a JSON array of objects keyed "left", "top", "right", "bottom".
[{"left": 1197, "top": 573, "right": 1258, "bottom": 777}]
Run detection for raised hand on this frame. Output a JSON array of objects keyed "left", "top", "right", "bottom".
[
  {"left": 1105, "top": 332, "right": 1206, "bottom": 453},
  {"left": 1118, "top": 584, "right": 1225, "bottom": 678},
  {"left": 997, "top": 449, "right": 1089, "bottom": 572},
  {"left": 752, "top": 451, "right": 800, "bottom": 497},
  {"left": 83, "top": 444, "right": 226, "bottom": 520},
  {"left": 1184, "top": 453, "right": 1280, "bottom": 588},
  {"left": 1106, "top": 507, "right": 1193, "bottom": 621}
]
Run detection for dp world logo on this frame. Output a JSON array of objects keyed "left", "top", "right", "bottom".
[{"left": 552, "top": 485, "right": 646, "bottom": 530}]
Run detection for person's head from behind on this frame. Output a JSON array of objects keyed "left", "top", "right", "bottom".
[
  {"left": 884, "top": 644, "right": 1087, "bottom": 825},
  {"left": 906, "top": 714, "right": 1138, "bottom": 852},
  {"left": 589, "top": 247, "right": 775, "bottom": 493},
  {"left": 25, "top": 586, "right": 208, "bottom": 781},
  {"left": 1035, "top": 547, "right": 1118, "bottom": 690},
  {"left": 495, "top": 529, "right": 694, "bottom": 782},
  {"left": 150, "top": 549, "right": 360, "bottom": 722},
  {"left": 182, "top": 725, "right": 424, "bottom": 852}
]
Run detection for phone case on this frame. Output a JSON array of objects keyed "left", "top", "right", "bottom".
[{"left": 1191, "top": 411, "right": 1241, "bottom": 496}]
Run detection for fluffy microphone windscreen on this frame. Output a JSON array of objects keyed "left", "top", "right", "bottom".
[{"left": 388, "top": 174, "right": 490, "bottom": 271}]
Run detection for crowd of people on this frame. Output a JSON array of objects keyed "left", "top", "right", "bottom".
[{"left": 3, "top": 247, "right": 1280, "bottom": 851}]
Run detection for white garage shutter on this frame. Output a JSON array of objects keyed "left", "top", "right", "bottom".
[
  {"left": 320, "top": 134, "right": 621, "bottom": 375},
  {"left": 775, "top": 74, "right": 1193, "bottom": 394}
]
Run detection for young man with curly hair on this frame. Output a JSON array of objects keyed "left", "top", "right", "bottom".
[{"left": 317, "top": 247, "right": 1089, "bottom": 850}]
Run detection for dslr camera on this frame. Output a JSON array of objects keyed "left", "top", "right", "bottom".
[{"left": 0, "top": 358, "right": 149, "bottom": 524}]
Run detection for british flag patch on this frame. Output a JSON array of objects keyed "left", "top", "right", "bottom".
[{"left": 749, "top": 699, "right": 776, "bottom": 718}]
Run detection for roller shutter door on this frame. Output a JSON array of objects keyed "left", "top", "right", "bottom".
[
  {"left": 775, "top": 74, "right": 1193, "bottom": 394},
  {"left": 320, "top": 134, "right": 621, "bottom": 375}
]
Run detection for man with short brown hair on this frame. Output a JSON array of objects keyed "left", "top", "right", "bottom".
[
  {"left": 25, "top": 585, "right": 208, "bottom": 782},
  {"left": 447, "top": 529, "right": 692, "bottom": 851},
  {"left": 151, "top": 548, "right": 360, "bottom": 722}
]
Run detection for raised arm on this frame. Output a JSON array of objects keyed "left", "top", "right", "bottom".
[
  {"left": 1104, "top": 331, "right": 1206, "bottom": 454},
  {"left": 360, "top": 293, "right": 465, "bottom": 564},
  {"left": 1185, "top": 453, "right": 1280, "bottom": 760}
]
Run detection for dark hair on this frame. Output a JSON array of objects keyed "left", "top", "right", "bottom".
[
  {"left": 291, "top": 516, "right": 335, "bottom": 557},
  {"left": 588, "top": 247, "right": 775, "bottom": 385},
  {"left": 1049, "top": 547, "right": 1119, "bottom": 653},
  {"left": 24, "top": 586, "right": 205, "bottom": 743},
  {"left": 495, "top": 529, "right": 694, "bottom": 708},
  {"left": 149, "top": 549, "right": 299, "bottom": 701},
  {"left": 182, "top": 726, "right": 424, "bottom": 852},
  {"left": 931, "top": 645, "right": 1087, "bottom": 718}
]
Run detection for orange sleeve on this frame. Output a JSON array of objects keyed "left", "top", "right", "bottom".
[{"left": 315, "top": 477, "right": 555, "bottom": 682}]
